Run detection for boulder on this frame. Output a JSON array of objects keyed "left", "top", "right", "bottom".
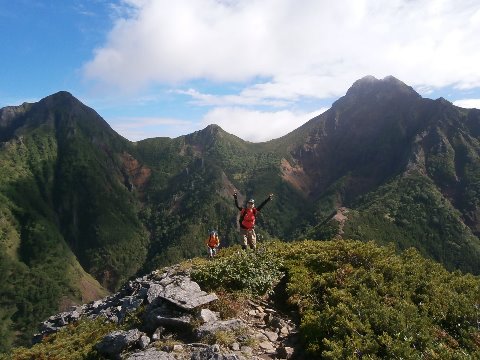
[
  {"left": 197, "top": 308, "right": 218, "bottom": 324},
  {"left": 146, "top": 284, "right": 164, "bottom": 304},
  {"left": 143, "top": 303, "right": 193, "bottom": 332},
  {"left": 195, "top": 319, "right": 245, "bottom": 340},
  {"left": 95, "top": 329, "right": 144, "bottom": 357},
  {"left": 158, "top": 277, "right": 218, "bottom": 310},
  {"left": 263, "top": 330, "right": 278, "bottom": 342}
]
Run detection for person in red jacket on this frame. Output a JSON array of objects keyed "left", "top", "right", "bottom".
[
  {"left": 205, "top": 230, "right": 220, "bottom": 258},
  {"left": 233, "top": 191, "right": 273, "bottom": 250}
]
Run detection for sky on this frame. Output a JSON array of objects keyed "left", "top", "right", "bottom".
[{"left": 1, "top": 0, "right": 480, "bottom": 142}]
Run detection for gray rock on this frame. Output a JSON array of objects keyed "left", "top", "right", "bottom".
[
  {"left": 138, "top": 335, "right": 150, "bottom": 349},
  {"left": 191, "top": 344, "right": 240, "bottom": 360},
  {"left": 122, "top": 296, "right": 144, "bottom": 312},
  {"left": 259, "top": 341, "right": 275, "bottom": 351},
  {"left": 159, "top": 276, "right": 175, "bottom": 286},
  {"left": 95, "top": 329, "right": 144, "bottom": 357},
  {"left": 240, "top": 346, "right": 252, "bottom": 355},
  {"left": 146, "top": 284, "right": 164, "bottom": 304},
  {"left": 254, "top": 332, "right": 268, "bottom": 342},
  {"left": 70, "top": 310, "right": 81, "bottom": 321},
  {"left": 143, "top": 304, "right": 193, "bottom": 332},
  {"left": 263, "top": 330, "right": 278, "bottom": 342},
  {"left": 125, "top": 348, "right": 177, "bottom": 360},
  {"left": 195, "top": 319, "right": 245, "bottom": 340},
  {"left": 198, "top": 309, "right": 218, "bottom": 323},
  {"left": 91, "top": 300, "right": 103, "bottom": 309},
  {"left": 159, "top": 277, "right": 218, "bottom": 310}
]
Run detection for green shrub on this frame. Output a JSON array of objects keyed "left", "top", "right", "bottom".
[
  {"left": 191, "top": 245, "right": 284, "bottom": 296},
  {"left": 3, "top": 317, "right": 117, "bottom": 360},
  {"left": 268, "top": 240, "right": 480, "bottom": 359}
]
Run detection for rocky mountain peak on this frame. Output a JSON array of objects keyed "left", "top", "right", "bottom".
[
  {"left": 32, "top": 91, "right": 118, "bottom": 137},
  {"left": 39, "top": 91, "right": 80, "bottom": 108},
  {"left": 344, "top": 75, "right": 420, "bottom": 101},
  {"left": 435, "top": 96, "right": 453, "bottom": 105},
  {"left": 202, "top": 123, "right": 224, "bottom": 138},
  {"left": 185, "top": 123, "right": 247, "bottom": 152}
]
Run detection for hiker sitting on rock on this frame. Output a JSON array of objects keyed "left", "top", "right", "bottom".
[
  {"left": 233, "top": 191, "right": 273, "bottom": 250},
  {"left": 205, "top": 230, "right": 220, "bottom": 258}
]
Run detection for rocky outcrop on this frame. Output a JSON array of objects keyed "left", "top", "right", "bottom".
[
  {"left": 34, "top": 265, "right": 298, "bottom": 359},
  {"left": 95, "top": 329, "right": 146, "bottom": 357}
]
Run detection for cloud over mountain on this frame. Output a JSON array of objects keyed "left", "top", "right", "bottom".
[{"left": 84, "top": 0, "right": 480, "bottom": 100}]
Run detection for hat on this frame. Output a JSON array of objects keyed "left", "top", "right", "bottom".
[{"left": 247, "top": 199, "right": 255, "bottom": 204}]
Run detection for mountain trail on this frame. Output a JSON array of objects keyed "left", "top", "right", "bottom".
[{"left": 33, "top": 265, "right": 301, "bottom": 359}]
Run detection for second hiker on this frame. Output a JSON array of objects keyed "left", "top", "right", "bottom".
[
  {"left": 233, "top": 191, "right": 273, "bottom": 250},
  {"left": 205, "top": 230, "right": 220, "bottom": 258}
]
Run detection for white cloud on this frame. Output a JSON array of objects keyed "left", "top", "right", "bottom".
[
  {"left": 175, "top": 88, "right": 290, "bottom": 107},
  {"left": 83, "top": 0, "right": 480, "bottom": 100},
  {"left": 201, "top": 106, "right": 329, "bottom": 142},
  {"left": 109, "top": 116, "right": 196, "bottom": 141},
  {"left": 453, "top": 99, "right": 480, "bottom": 109}
]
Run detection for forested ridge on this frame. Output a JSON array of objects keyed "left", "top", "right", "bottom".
[{"left": 1, "top": 76, "right": 480, "bottom": 353}]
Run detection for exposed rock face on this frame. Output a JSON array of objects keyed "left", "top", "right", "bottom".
[
  {"left": 120, "top": 152, "right": 151, "bottom": 192},
  {"left": 34, "top": 265, "right": 299, "bottom": 359}
]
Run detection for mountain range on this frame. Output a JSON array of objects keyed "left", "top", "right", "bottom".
[{"left": 1, "top": 75, "right": 480, "bottom": 351}]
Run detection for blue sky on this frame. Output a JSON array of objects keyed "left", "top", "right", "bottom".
[{"left": 1, "top": 0, "right": 480, "bottom": 142}]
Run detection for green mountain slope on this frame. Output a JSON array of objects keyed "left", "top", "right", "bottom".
[
  {"left": 0, "top": 93, "right": 141, "bottom": 348},
  {"left": 342, "top": 173, "right": 480, "bottom": 273},
  {"left": 2, "top": 76, "right": 480, "bottom": 352}
]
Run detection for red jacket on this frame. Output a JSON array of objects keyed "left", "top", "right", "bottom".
[
  {"left": 240, "top": 208, "right": 258, "bottom": 229},
  {"left": 234, "top": 194, "right": 272, "bottom": 229},
  {"left": 206, "top": 234, "right": 220, "bottom": 248}
]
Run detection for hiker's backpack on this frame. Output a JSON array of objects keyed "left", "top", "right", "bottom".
[{"left": 239, "top": 208, "right": 258, "bottom": 229}]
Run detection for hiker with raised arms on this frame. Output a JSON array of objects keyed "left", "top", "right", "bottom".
[{"left": 233, "top": 191, "right": 273, "bottom": 250}]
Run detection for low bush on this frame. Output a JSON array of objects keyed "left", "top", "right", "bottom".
[
  {"left": 268, "top": 240, "right": 480, "bottom": 359},
  {"left": 191, "top": 244, "right": 284, "bottom": 296},
  {"left": 3, "top": 317, "right": 117, "bottom": 360}
]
